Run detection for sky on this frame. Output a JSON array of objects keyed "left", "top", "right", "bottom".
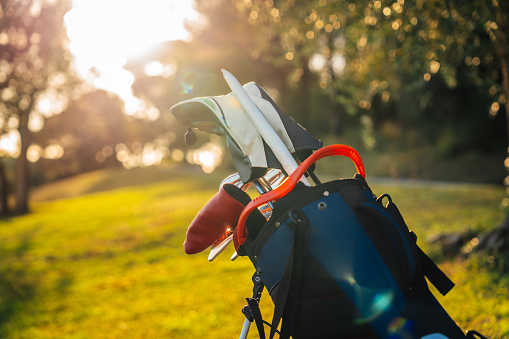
[{"left": 64, "top": 0, "right": 200, "bottom": 115}]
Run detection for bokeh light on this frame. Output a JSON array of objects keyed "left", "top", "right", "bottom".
[
  {"left": 144, "top": 61, "right": 178, "bottom": 78},
  {"left": 114, "top": 142, "right": 172, "bottom": 169},
  {"left": 185, "top": 142, "right": 225, "bottom": 174},
  {"left": 43, "top": 144, "right": 64, "bottom": 160},
  {"left": 0, "top": 130, "right": 20, "bottom": 157}
]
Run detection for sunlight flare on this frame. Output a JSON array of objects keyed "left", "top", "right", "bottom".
[{"left": 64, "top": 0, "right": 201, "bottom": 112}]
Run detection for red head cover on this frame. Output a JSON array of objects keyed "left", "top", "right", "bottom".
[{"left": 184, "top": 184, "right": 246, "bottom": 254}]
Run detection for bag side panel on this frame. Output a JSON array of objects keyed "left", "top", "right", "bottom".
[
  {"left": 303, "top": 192, "right": 408, "bottom": 338},
  {"left": 255, "top": 221, "right": 293, "bottom": 294}
]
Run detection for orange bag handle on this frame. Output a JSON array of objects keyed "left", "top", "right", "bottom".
[{"left": 235, "top": 144, "right": 365, "bottom": 247}]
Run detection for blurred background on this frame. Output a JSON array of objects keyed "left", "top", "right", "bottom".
[
  {"left": 0, "top": 0, "right": 507, "bottom": 217},
  {"left": 1, "top": 0, "right": 509, "bottom": 337}
]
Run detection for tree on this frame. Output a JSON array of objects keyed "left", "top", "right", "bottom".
[
  {"left": 234, "top": 1, "right": 503, "bottom": 142},
  {"left": 476, "top": 1, "right": 509, "bottom": 253},
  {"left": 0, "top": 0, "right": 78, "bottom": 215},
  {"left": 228, "top": 0, "right": 509, "bottom": 253},
  {"left": 237, "top": 0, "right": 508, "bottom": 235},
  {"left": 36, "top": 90, "right": 129, "bottom": 179},
  {"left": 214, "top": 0, "right": 328, "bottom": 131}
]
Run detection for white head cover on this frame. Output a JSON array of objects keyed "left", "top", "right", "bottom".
[{"left": 171, "top": 82, "right": 321, "bottom": 182}]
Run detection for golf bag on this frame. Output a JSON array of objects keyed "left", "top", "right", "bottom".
[
  {"left": 234, "top": 148, "right": 472, "bottom": 339},
  {"left": 170, "top": 71, "right": 487, "bottom": 339}
]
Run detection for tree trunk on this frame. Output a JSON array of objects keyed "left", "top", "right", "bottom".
[
  {"left": 478, "top": 1, "right": 509, "bottom": 252},
  {"left": 0, "top": 159, "right": 9, "bottom": 217},
  {"left": 477, "top": 213, "right": 509, "bottom": 252},
  {"left": 498, "top": 2, "right": 509, "bottom": 142},
  {"left": 14, "top": 123, "right": 31, "bottom": 215}
]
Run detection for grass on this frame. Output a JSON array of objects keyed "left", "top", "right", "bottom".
[{"left": 0, "top": 164, "right": 508, "bottom": 338}]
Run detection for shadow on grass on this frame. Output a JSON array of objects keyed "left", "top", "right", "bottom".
[
  {"left": 0, "top": 227, "right": 73, "bottom": 336},
  {"left": 0, "top": 229, "right": 38, "bottom": 335},
  {"left": 61, "top": 231, "right": 178, "bottom": 263},
  {"left": 31, "top": 164, "right": 222, "bottom": 203}
]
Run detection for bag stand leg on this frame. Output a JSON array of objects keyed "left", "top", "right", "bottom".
[
  {"left": 239, "top": 317, "right": 251, "bottom": 339},
  {"left": 239, "top": 271, "right": 266, "bottom": 339}
]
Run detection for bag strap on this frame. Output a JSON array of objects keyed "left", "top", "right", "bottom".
[
  {"left": 268, "top": 210, "right": 309, "bottom": 339},
  {"left": 386, "top": 198, "right": 455, "bottom": 296},
  {"left": 466, "top": 330, "right": 488, "bottom": 339},
  {"left": 386, "top": 199, "right": 455, "bottom": 296},
  {"left": 247, "top": 298, "right": 266, "bottom": 339},
  {"left": 416, "top": 245, "right": 455, "bottom": 295}
]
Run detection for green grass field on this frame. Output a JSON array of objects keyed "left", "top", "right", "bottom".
[{"left": 0, "top": 165, "right": 507, "bottom": 338}]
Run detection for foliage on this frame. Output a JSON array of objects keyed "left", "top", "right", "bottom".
[
  {"left": 125, "top": 0, "right": 506, "bottom": 173},
  {"left": 0, "top": 0, "right": 76, "bottom": 137},
  {"left": 0, "top": 166, "right": 507, "bottom": 338},
  {"left": 0, "top": 0, "right": 80, "bottom": 214},
  {"left": 231, "top": 0, "right": 505, "bottom": 150}
]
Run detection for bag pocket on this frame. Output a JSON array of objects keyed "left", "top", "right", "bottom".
[
  {"left": 356, "top": 202, "right": 418, "bottom": 292},
  {"left": 289, "top": 256, "right": 376, "bottom": 339}
]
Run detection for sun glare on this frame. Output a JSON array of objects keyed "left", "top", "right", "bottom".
[{"left": 64, "top": 0, "right": 200, "bottom": 112}]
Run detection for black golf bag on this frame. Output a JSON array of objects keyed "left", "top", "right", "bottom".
[{"left": 234, "top": 148, "right": 485, "bottom": 339}]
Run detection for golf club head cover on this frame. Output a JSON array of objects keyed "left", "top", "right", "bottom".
[{"left": 184, "top": 184, "right": 265, "bottom": 254}]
